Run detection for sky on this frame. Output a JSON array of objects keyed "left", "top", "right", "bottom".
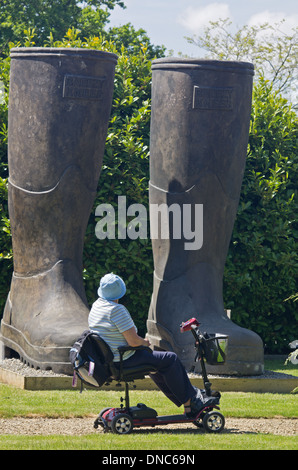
[{"left": 107, "top": 0, "right": 298, "bottom": 57}]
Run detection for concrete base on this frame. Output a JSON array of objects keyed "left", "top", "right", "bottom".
[{"left": 0, "top": 365, "right": 297, "bottom": 393}]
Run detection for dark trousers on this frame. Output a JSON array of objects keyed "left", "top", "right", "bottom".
[{"left": 122, "top": 349, "right": 197, "bottom": 407}]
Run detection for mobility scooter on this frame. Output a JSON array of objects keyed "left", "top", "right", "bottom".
[{"left": 83, "top": 318, "right": 228, "bottom": 434}]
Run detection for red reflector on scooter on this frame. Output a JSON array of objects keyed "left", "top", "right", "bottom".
[{"left": 180, "top": 318, "right": 200, "bottom": 332}]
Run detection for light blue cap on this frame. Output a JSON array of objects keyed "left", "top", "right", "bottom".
[{"left": 97, "top": 273, "right": 126, "bottom": 301}]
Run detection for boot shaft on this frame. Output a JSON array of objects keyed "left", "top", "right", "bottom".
[
  {"left": 149, "top": 59, "right": 254, "bottom": 280},
  {"left": 8, "top": 47, "right": 117, "bottom": 192},
  {"left": 7, "top": 48, "right": 117, "bottom": 276},
  {"left": 150, "top": 58, "right": 254, "bottom": 195}
]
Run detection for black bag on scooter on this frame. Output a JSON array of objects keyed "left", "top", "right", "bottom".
[{"left": 69, "top": 330, "right": 113, "bottom": 389}]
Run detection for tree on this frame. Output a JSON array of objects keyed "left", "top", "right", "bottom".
[
  {"left": 186, "top": 18, "right": 298, "bottom": 107},
  {"left": 0, "top": 0, "right": 125, "bottom": 54},
  {"left": 107, "top": 23, "right": 165, "bottom": 59}
]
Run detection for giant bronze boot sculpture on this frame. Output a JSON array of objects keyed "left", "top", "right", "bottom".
[
  {"left": 147, "top": 58, "right": 264, "bottom": 375},
  {"left": 0, "top": 48, "right": 117, "bottom": 374}
]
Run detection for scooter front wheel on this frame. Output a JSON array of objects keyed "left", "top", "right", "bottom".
[
  {"left": 94, "top": 407, "right": 111, "bottom": 429},
  {"left": 202, "top": 411, "right": 225, "bottom": 433},
  {"left": 111, "top": 413, "right": 133, "bottom": 435}
]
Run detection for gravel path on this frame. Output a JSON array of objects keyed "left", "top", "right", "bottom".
[{"left": 0, "top": 416, "right": 297, "bottom": 436}]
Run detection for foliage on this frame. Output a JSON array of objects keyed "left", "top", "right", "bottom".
[
  {"left": 107, "top": 22, "right": 165, "bottom": 58},
  {"left": 0, "top": 48, "right": 12, "bottom": 311},
  {"left": 223, "top": 78, "right": 298, "bottom": 353},
  {"left": 0, "top": 0, "right": 125, "bottom": 54},
  {"left": 0, "top": 52, "right": 9, "bottom": 178},
  {"left": 186, "top": 18, "right": 298, "bottom": 107}
]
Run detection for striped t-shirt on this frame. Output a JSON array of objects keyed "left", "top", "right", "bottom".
[{"left": 88, "top": 297, "right": 137, "bottom": 362}]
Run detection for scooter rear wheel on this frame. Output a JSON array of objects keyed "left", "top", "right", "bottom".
[
  {"left": 111, "top": 413, "right": 133, "bottom": 435},
  {"left": 202, "top": 411, "right": 225, "bottom": 433}
]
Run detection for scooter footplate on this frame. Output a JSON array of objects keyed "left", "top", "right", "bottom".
[{"left": 133, "top": 414, "right": 194, "bottom": 427}]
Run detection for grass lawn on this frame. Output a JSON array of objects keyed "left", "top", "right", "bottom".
[
  {"left": 264, "top": 357, "right": 298, "bottom": 377},
  {"left": 0, "top": 358, "right": 297, "bottom": 450},
  {"left": 0, "top": 432, "right": 296, "bottom": 451}
]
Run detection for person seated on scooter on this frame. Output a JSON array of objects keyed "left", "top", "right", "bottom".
[{"left": 88, "top": 273, "right": 219, "bottom": 417}]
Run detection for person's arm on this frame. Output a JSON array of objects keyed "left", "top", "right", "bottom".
[{"left": 122, "top": 327, "right": 151, "bottom": 348}]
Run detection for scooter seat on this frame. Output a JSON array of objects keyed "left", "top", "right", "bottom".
[{"left": 115, "top": 364, "right": 156, "bottom": 381}]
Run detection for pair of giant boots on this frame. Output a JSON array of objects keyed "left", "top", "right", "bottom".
[{"left": 1, "top": 49, "right": 263, "bottom": 375}]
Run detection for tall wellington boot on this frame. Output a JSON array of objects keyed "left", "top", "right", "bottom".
[
  {"left": 0, "top": 48, "right": 117, "bottom": 374},
  {"left": 147, "top": 58, "right": 264, "bottom": 375}
]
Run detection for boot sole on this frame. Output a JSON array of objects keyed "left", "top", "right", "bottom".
[{"left": 0, "top": 321, "right": 72, "bottom": 374}]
